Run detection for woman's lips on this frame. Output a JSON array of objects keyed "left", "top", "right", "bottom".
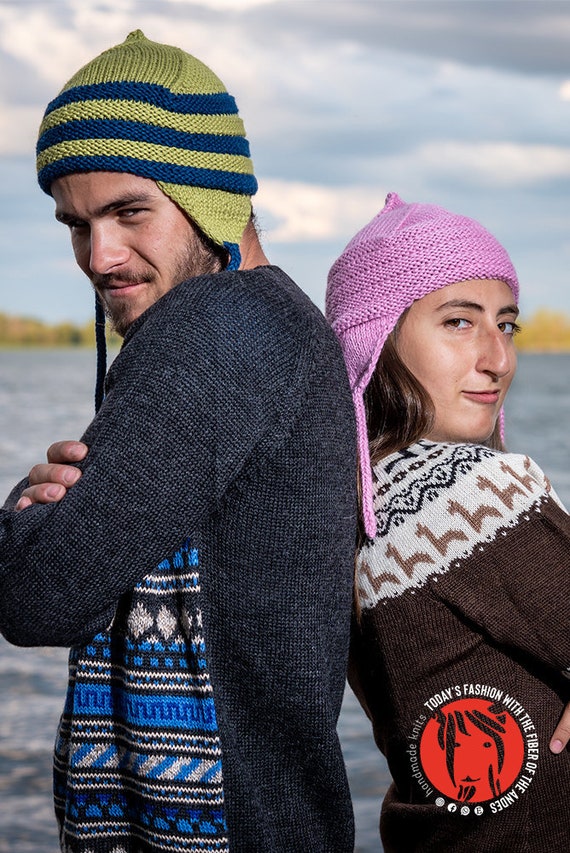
[{"left": 463, "top": 390, "right": 501, "bottom": 404}]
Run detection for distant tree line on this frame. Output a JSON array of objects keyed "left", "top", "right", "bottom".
[
  {"left": 1, "top": 308, "right": 570, "bottom": 352},
  {"left": 0, "top": 312, "right": 120, "bottom": 348},
  {"left": 515, "top": 309, "right": 570, "bottom": 352}
]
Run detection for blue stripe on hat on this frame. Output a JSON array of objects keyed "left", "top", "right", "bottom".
[
  {"left": 38, "top": 155, "right": 258, "bottom": 195},
  {"left": 37, "top": 118, "right": 252, "bottom": 157},
  {"left": 43, "top": 81, "right": 239, "bottom": 118}
]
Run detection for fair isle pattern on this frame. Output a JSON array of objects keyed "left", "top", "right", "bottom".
[
  {"left": 54, "top": 539, "right": 229, "bottom": 852},
  {"left": 358, "top": 441, "right": 562, "bottom": 608}
]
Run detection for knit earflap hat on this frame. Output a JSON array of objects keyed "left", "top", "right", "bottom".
[
  {"left": 36, "top": 29, "right": 257, "bottom": 270},
  {"left": 325, "top": 192, "right": 519, "bottom": 540}
]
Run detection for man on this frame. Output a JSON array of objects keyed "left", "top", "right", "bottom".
[{"left": 0, "top": 31, "right": 356, "bottom": 852}]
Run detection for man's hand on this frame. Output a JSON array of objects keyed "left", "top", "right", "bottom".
[
  {"left": 550, "top": 702, "right": 570, "bottom": 754},
  {"left": 15, "top": 440, "right": 88, "bottom": 510}
]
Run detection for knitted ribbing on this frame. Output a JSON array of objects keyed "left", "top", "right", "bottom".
[
  {"left": 325, "top": 192, "right": 519, "bottom": 540},
  {"left": 36, "top": 30, "right": 257, "bottom": 268}
]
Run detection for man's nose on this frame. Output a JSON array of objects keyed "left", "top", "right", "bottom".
[{"left": 89, "top": 224, "right": 129, "bottom": 274}]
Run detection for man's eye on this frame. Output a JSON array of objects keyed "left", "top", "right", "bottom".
[{"left": 119, "top": 208, "right": 144, "bottom": 218}]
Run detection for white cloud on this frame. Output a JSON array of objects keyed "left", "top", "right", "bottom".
[
  {"left": 170, "top": 0, "right": 276, "bottom": 7},
  {"left": 256, "top": 179, "right": 385, "bottom": 242},
  {"left": 415, "top": 141, "right": 570, "bottom": 187},
  {"left": 560, "top": 80, "right": 570, "bottom": 101},
  {"left": 0, "top": 103, "right": 42, "bottom": 155},
  {"left": 0, "top": 6, "right": 107, "bottom": 88}
]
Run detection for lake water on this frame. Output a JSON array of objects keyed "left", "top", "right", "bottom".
[{"left": 1, "top": 349, "right": 569, "bottom": 852}]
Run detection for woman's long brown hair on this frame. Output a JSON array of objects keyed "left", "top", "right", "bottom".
[{"left": 356, "top": 327, "right": 504, "bottom": 548}]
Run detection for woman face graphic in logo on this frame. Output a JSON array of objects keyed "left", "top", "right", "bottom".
[{"left": 419, "top": 698, "right": 525, "bottom": 803}]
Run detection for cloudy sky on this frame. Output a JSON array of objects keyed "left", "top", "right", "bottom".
[{"left": 0, "top": 0, "right": 569, "bottom": 324}]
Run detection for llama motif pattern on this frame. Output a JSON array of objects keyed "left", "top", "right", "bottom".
[{"left": 350, "top": 440, "right": 570, "bottom": 851}]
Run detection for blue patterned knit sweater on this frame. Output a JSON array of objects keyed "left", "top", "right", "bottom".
[{"left": 0, "top": 266, "right": 357, "bottom": 852}]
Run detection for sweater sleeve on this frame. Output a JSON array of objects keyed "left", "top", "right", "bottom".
[
  {"left": 0, "top": 270, "right": 321, "bottom": 647},
  {"left": 427, "top": 451, "right": 570, "bottom": 675}
]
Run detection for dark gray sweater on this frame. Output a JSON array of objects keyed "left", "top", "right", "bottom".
[{"left": 0, "top": 265, "right": 357, "bottom": 852}]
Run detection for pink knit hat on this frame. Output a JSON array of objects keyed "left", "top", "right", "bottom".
[{"left": 326, "top": 192, "right": 519, "bottom": 539}]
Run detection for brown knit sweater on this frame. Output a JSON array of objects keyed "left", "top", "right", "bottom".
[{"left": 350, "top": 439, "right": 570, "bottom": 852}]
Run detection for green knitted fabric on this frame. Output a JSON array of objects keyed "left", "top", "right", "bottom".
[{"left": 36, "top": 30, "right": 257, "bottom": 267}]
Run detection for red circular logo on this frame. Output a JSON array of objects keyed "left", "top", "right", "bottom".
[{"left": 419, "top": 698, "right": 525, "bottom": 803}]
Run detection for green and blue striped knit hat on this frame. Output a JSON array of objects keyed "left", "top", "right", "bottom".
[{"left": 36, "top": 29, "right": 257, "bottom": 271}]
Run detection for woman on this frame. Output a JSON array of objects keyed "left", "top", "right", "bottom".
[{"left": 326, "top": 192, "right": 570, "bottom": 851}]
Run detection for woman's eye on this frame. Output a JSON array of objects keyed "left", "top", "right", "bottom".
[
  {"left": 499, "top": 321, "right": 521, "bottom": 335},
  {"left": 445, "top": 318, "right": 469, "bottom": 329}
]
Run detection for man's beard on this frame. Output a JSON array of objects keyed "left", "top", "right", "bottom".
[{"left": 92, "top": 232, "right": 225, "bottom": 337}]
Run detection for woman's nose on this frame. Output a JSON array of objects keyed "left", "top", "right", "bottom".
[{"left": 477, "top": 330, "right": 513, "bottom": 379}]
